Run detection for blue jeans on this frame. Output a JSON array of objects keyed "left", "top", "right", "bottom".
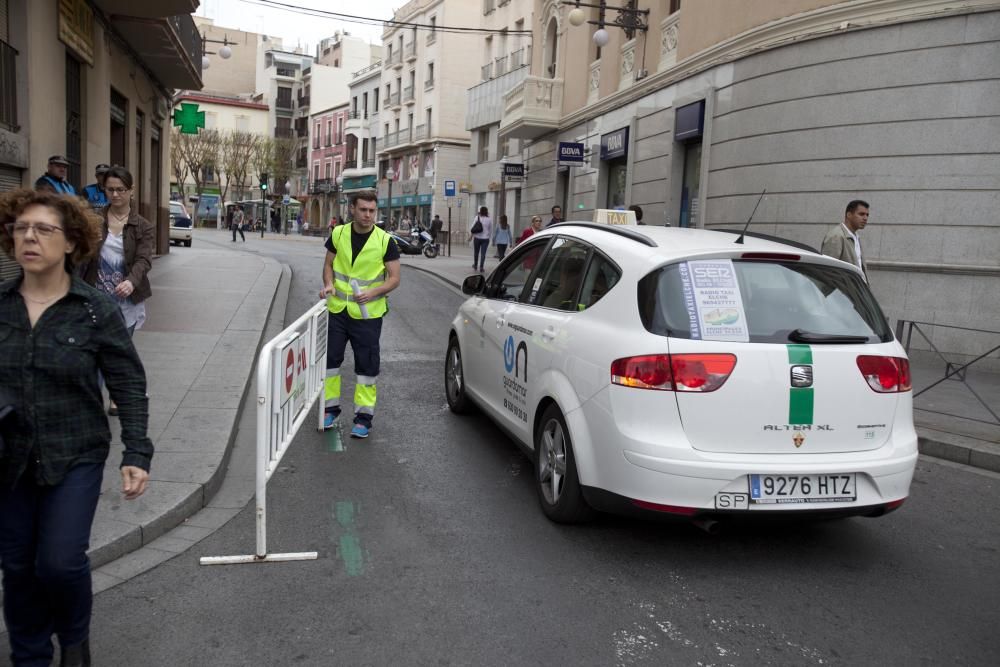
[
  {"left": 0, "top": 462, "right": 104, "bottom": 666},
  {"left": 473, "top": 238, "right": 489, "bottom": 270}
]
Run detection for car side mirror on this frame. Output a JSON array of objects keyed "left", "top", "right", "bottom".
[{"left": 462, "top": 274, "right": 486, "bottom": 295}]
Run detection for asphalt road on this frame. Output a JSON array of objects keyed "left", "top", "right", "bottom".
[{"left": 29, "top": 234, "right": 1000, "bottom": 665}]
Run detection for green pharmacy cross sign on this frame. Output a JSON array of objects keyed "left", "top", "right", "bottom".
[{"left": 173, "top": 103, "right": 206, "bottom": 134}]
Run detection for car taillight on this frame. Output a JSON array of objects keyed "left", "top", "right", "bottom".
[
  {"left": 611, "top": 353, "right": 736, "bottom": 392},
  {"left": 610, "top": 354, "right": 673, "bottom": 390},
  {"left": 856, "top": 355, "right": 911, "bottom": 393}
]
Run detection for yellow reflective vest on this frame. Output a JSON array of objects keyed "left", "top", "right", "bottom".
[{"left": 327, "top": 224, "right": 390, "bottom": 319}]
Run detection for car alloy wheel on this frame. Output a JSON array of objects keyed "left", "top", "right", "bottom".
[
  {"left": 535, "top": 405, "right": 591, "bottom": 523},
  {"left": 445, "top": 337, "right": 471, "bottom": 414}
]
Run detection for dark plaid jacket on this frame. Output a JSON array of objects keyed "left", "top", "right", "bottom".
[{"left": 0, "top": 276, "right": 153, "bottom": 487}]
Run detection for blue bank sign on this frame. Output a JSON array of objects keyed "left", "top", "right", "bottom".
[
  {"left": 600, "top": 127, "right": 629, "bottom": 160},
  {"left": 558, "top": 142, "right": 585, "bottom": 164}
]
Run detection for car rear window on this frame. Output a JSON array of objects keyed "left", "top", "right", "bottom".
[
  {"left": 638, "top": 259, "right": 892, "bottom": 343},
  {"left": 170, "top": 216, "right": 192, "bottom": 228}
]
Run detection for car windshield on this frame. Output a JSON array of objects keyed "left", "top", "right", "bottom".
[{"left": 638, "top": 259, "right": 892, "bottom": 343}]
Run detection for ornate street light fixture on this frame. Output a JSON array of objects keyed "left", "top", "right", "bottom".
[
  {"left": 564, "top": 1, "right": 649, "bottom": 45},
  {"left": 201, "top": 33, "right": 235, "bottom": 70}
]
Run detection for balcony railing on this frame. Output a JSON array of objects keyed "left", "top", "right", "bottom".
[
  {"left": 499, "top": 76, "right": 563, "bottom": 141},
  {"left": 348, "top": 110, "right": 363, "bottom": 119},
  {"left": 403, "top": 86, "right": 414, "bottom": 103},
  {"left": 295, "top": 155, "right": 307, "bottom": 169},
  {"left": 353, "top": 61, "right": 382, "bottom": 78},
  {"left": 344, "top": 159, "right": 358, "bottom": 170},
  {"left": 324, "top": 135, "right": 332, "bottom": 147},
  {"left": 309, "top": 178, "right": 334, "bottom": 195},
  {"left": 0, "top": 40, "right": 17, "bottom": 130},
  {"left": 481, "top": 62, "right": 492, "bottom": 81},
  {"left": 510, "top": 46, "right": 530, "bottom": 70},
  {"left": 276, "top": 98, "right": 293, "bottom": 110},
  {"left": 297, "top": 94, "right": 310, "bottom": 107},
  {"left": 389, "top": 91, "right": 401, "bottom": 107},
  {"left": 424, "top": 77, "right": 434, "bottom": 91},
  {"left": 383, "top": 130, "right": 398, "bottom": 148},
  {"left": 426, "top": 31, "right": 437, "bottom": 45},
  {"left": 386, "top": 51, "right": 402, "bottom": 68},
  {"left": 413, "top": 124, "right": 426, "bottom": 141},
  {"left": 494, "top": 55, "right": 507, "bottom": 77},
  {"left": 274, "top": 126, "right": 294, "bottom": 138},
  {"left": 362, "top": 158, "right": 376, "bottom": 169},
  {"left": 404, "top": 41, "right": 417, "bottom": 61}
]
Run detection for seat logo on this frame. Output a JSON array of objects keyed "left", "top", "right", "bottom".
[{"left": 790, "top": 365, "right": 813, "bottom": 388}]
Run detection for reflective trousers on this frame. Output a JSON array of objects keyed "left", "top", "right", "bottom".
[
  {"left": 324, "top": 309, "right": 383, "bottom": 428},
  {"left": 0, "top": 462, "right": 103, "bottom": 666}
]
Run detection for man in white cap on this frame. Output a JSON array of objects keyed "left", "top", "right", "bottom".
[{"left": 34, "top": 155, "right": 76, "bottom": 195}]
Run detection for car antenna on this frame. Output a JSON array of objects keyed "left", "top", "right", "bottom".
[{"left": 735, "top": 189, "right": 766, "bottom": 244}]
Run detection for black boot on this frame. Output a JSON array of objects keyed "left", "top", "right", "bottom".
[{"left": 61, "top": 639, "right": 91, "bottom": 666}]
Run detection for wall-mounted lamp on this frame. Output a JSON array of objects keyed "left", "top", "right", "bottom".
[
  {"left": 563, "top": 1, "right": 649, "bottom": 46},
  {"left": 202, "top": 33, "right": 235, "bottom": 70}
]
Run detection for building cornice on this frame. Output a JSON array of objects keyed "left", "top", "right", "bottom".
[
  {"left": 175, "top": 94, "right": 269, "bottom": 111},
  {"left": 556, "top": 0, "right": 1000, "bottom": 131}
]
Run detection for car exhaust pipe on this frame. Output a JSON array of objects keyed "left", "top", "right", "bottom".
[{"left": 692, "top": 518, "right": 721, "bottom": 535}]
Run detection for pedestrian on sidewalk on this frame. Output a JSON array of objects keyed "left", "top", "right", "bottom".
[
  {"left": 0, "top": 188, "right": 152, "bottom": 667},
  {"left": 628, "top": 204, "right": 646, "bottom": 225},
  {"left": 33, "top": 155, "right": 76, "bottom": 196},
  {"left": 493, "top": 215, "right": 512, "bottom": 260},
  {"left": 821, "top": 199, "right": 869, "bottom": 280},
  {"left": 318, "top": 191, "right": 401, "bottom": 439},
  {"left": 232, "top": 206, "right": 246, "bottom": 243},
  {"left": 470, "top": 206, "right": 492, "bottom": 273},
  {"left": 517, "top": 215, "right": 543, "bottom": 244},
  {"left": 547, "top": 204, "right": 563, "bottom": 228},
  {"left": 82, "top": 166, "right": 154, "bottom": 416},
  {"left": 81, "top": 164, "right": 110, "bottom": 213}
]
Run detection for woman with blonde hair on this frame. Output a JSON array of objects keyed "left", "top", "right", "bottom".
[{"left": 0, "top": 188, "right": 152, "bottom": 666}]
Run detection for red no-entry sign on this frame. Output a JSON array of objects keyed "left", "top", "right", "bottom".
[{"left": 285, "top": 348, "right": 295, "bottom": 394}]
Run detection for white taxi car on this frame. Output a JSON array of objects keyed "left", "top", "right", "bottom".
[
  {"left": 445, "top": 222, "right": 917, "bottom": 524},
  {"left": 169, "top": 201, "right": 193, "bottom": 247}
]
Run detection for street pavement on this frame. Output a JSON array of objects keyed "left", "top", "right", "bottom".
[
  {"left": 58, "top": 233, "right": 1000, "bottom": 664},
  {"left": 0, "top": 228, "right": 997, "bottom": 662}
]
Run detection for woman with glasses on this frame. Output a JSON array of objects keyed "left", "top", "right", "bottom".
[
  {"left": 82, "top": 166, "right": 155, "bottom": 415},
  {"left": 0, "top": 189, "right": 152, "bottom": 667}
]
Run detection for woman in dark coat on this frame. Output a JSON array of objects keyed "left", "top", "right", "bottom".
[{"left": 0, "top": 189, "right": 152, "bottom": 667}]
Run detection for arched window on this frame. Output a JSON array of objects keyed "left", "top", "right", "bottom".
[{"left": 543, "top": 17, "right": 558, "bottom": 78}]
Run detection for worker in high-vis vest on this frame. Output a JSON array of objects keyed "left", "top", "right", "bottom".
[{"left": 319, "top": 191, "right": 401, "bottom": 438}]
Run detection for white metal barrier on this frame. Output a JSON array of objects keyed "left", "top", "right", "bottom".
[{"left": 200, "top": 300, "right": 329, "bottom": 565}]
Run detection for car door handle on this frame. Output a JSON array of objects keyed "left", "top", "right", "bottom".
[
  {"left": 496, "top": 316, "right": 505, "bottom": 328},
  {"left": 541, "top": 326, "right": 556, "bottom": 342}
]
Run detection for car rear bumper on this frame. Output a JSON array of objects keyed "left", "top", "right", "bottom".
[
  {"left": 169, "top": 228, "right": 192, "bottom": 241},
  {"left": 568, "top": 395, "right": 918, "bottom": 514}
]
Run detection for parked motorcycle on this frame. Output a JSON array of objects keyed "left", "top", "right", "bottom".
[{"left": 389, "top": 222, "right": 439, "bottom": 258}]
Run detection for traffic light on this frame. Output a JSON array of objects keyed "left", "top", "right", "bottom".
[{"left": 259, "top": 173, "right": 269, "bottom": 192}]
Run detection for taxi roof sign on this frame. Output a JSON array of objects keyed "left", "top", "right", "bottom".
[{"left": 593, "top": 209, "right": 637, "bottom": 226}]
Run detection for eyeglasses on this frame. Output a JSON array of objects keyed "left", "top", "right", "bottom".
[
  {"left": 5, "top": 222, "right": 66, "bottom": 238},
  {"left": 105, "top": 187, "right": 130, "bottom": 194}
]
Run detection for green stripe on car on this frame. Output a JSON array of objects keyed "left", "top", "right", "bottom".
[{"left": 787, "top": 344, "right": 814, "bottom": 424}]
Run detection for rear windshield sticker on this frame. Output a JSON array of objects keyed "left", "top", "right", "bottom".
[{"left": 679, "top": 260, "right": 750, "bottom": 342}]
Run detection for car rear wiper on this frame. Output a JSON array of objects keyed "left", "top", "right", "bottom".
[{"left": 788, "top": 329, "right": 870, "bottom": 344}]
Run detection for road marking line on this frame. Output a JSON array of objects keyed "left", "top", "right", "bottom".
[{"left": 335, "top": 501, "right": 364, "bottom": 576}]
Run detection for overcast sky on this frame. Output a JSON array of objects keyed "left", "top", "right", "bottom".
[{"left": 198, "top": 0, "right": 402, "bottom": 51}]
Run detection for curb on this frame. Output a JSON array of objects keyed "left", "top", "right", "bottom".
[{"left": 917, "top": 428, "right": 1000, "bottom": 473}]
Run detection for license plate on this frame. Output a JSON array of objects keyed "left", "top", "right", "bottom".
[{"left": 749, "top": 474, "right": 856, "bottom": 504}]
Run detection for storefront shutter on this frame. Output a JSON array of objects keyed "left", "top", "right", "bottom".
[{"left": 0, "top": 0, "right": 9, "bottom": 44}]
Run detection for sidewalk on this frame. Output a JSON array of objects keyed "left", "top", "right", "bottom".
[
  {"left": 87, "top": 243, "right": 287, "bottom": 568},
  {"left": 401, "top": 244, "right": 1000, "bottom": 473}
]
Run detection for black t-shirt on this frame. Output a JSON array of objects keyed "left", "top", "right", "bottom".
[{"left": 325, "top": 225, "right": 401, "bottom": 264}]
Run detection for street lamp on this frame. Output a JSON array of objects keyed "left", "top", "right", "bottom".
[
  {"left": 201, "top": 33, "right": 235, "bottom": 70},
  {"left": 283, "top": 180, "right": 291, "bottom": 234},
  {"left": 561, "top": 1, "right": 649, "bottom": 46}
]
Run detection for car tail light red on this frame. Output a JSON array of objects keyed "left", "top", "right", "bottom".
[
  {"left": 611, "top": 354, "right": 737, "bottom": 392},
  {"left": 856, "top": 355, "right": 912, "bottom": 393},
  {"left": 631, "top": 499, "right": 699, "bottom": 516}
]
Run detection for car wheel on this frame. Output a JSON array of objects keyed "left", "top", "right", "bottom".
[
  {"left": 444, "top": 336, "right": 472, "bottom": 414},
  {"left": 535, "top": 404, "right": 592, "bottom": 523},
  {"left": 185, "top": 239, "right": 192, "bottom": 247}
]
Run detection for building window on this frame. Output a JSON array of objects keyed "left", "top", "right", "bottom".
[
  {"left": 337, "top": 116, "right": 344, "bottom": 143},
  {"left": 110, "top": 88, "right": 127, "bottom": 169},
  {"left": 334, "top": 161, "right": 341, "bottom": 180},
  {"left": 478, "top": 128, "right": 490, "bottom": 163},
  {"left": 277, "top": 86, "right": 293, "bottom": 109},
  {"left": 373, "top": 88, "right": 379, "bottom": 111},
  {"left": 314, "top": 163, "right": 320, "bottom": 182},
  {"left": 426, "top": 108, "right": 432, "bottom": 136},
  {"left": 235, "top": 115, "right": 249, "bottom": 132},
  {"left": 426, "top": 62, "right": 434, "bottom": 89},
  {"left": 499, "top": 135, "right": 510, "bottom": 161},
  {"left": 326, "top": 120, "right": 332, "bottom": 146},
  {"left": 670, "top": 0, "right": 682, "bottom": 13},
  {"left": 324, "top": 161, "right": 332, "bottom": 179}
]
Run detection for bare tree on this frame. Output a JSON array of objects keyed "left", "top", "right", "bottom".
[
  {"left": 176, "top": 127, "right": 222, "bottom": 221},
  {"left": 169, "top": 128, "right": 190, "bottom": 203},
  {"left": 251, "top": 136, "right": 273, "bottom": 192},
  {"left": 270, "top": 137, "right": 297, "bottom": 196},
  {"left": 220, "top": 130, "right": 260, "bottom": 204}
]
